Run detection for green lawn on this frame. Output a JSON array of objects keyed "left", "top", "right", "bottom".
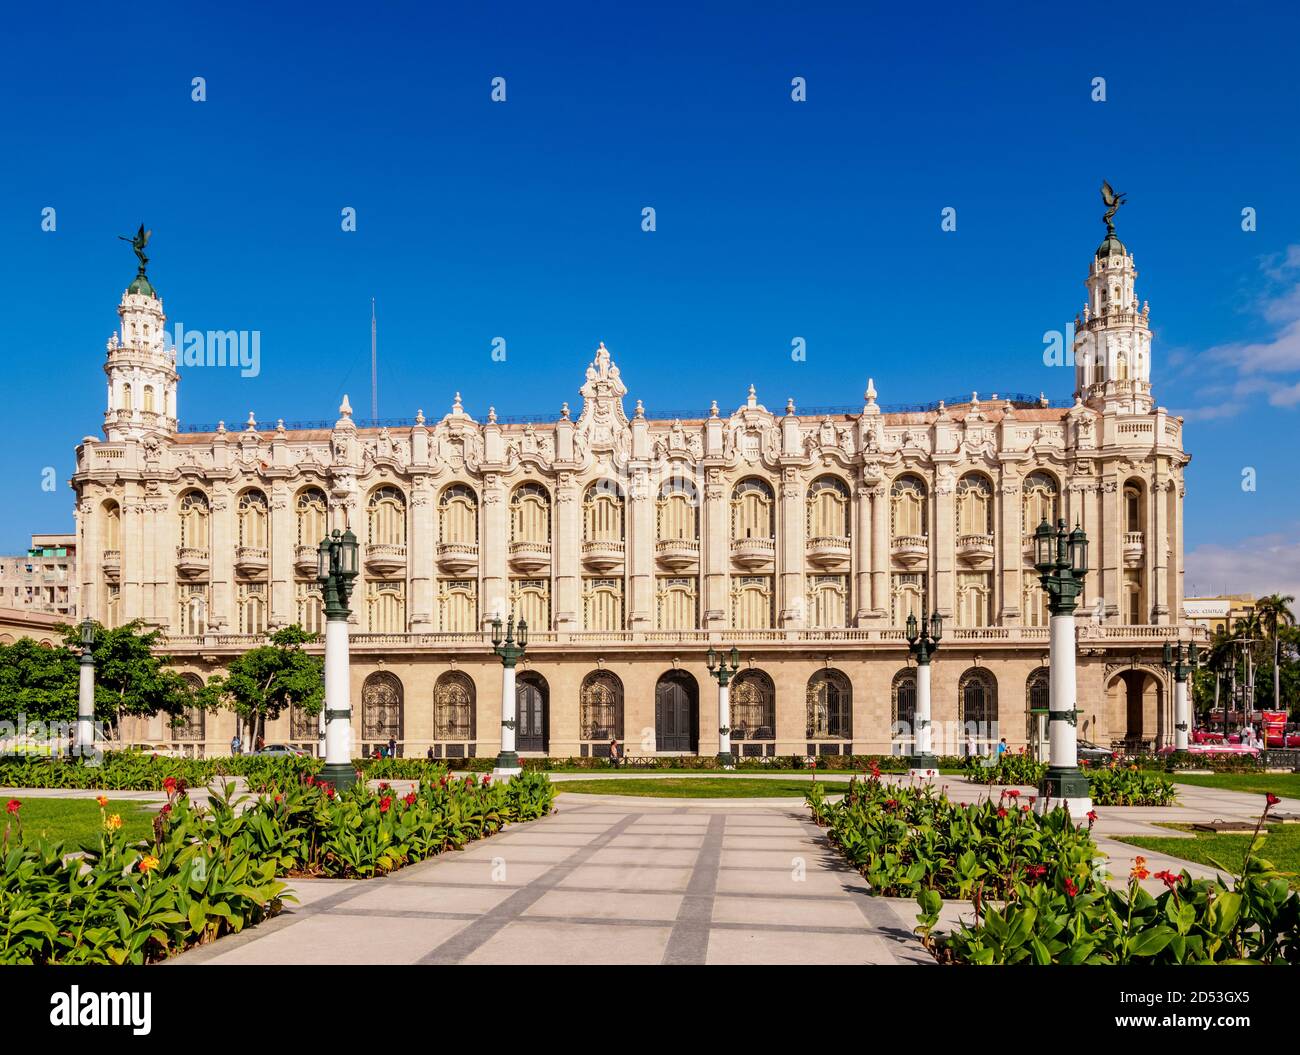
[
  {"left": 1171, "top": 772, "right": 1300, "bottom": 799},
  {"left": 555, "top": 778, "right": 853, "bottom": 798},
  {"left": 1116, "top": 823, "right": 1300, "bottom": 889},
  {"left": 2, "top": 797, "right": 156, "bottom": 849}
]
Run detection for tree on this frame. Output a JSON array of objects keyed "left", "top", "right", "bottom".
[
  {"left": 0, "top": 638, "right": 79, "bottom": 727},
  {"left": 57, "top": 620, "right": 192, "bottom": 738},
  {"left": 1255, "top": 593, "right": 1295, "bottom": 714},
  {"left": 197, "top": 625, "right": 323, "bottom": 745}
]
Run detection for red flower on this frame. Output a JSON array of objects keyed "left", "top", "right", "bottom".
[
  {"left": 1005, "top": 789, "right": 1020, "bottom": 799},
  {"left": 1266, "top": 792, "right": 1281, "bottom": 807},
  {"left": 1064, "top": 877, "right": 1078, "bottom": 897},
  {"left": 1020, "top": 804, "right": 1030, "bottom": 813},
  {"left": 1154, "top": 870, "right": 1180, "bottom": 889},
  {"left": 1086, "top": 809, "right": 1098, "bottom": 824},
  {"left": 160, "top": 803, "right": 172, "bottom": 816},
  {"left": 464, "top": 775, "right": 475, "bottom": 787},
  {"left": 1027, "top": 864, "right": 1047, "bottom": 880},
  {"left": 274, "top": 793, "right": 283, "bottom": 804},
  {"left": 1028, "top": 795, "right": 1036, "bottom": 806},
  {"left": 997, "top": 807, "right": 1008, "bottom": 818},
  {"left": 483, "top": 775, "right": 492, "bottom": 787},
  {"left": 439, "top": 775, "right": 449, "bottom": 788},
  {"left": 404, "top": 792, "right": 417, "bottom": 807},
  {"left": 325, "top": 786, "right": 336, "bottom": 799},
  {"left": 884, "top": 798, "right": 899, "bottom": 811},
  {"left": 1130, "top": 857, "right": 1150, "bottom": 881},
  {"left": 379, "top": 782, "right": 391, "bottom": 792},
  {"left": 379, "top": 796, "right": 392, "bottom": 813},
  {"left": 6, "top": 799, "right": 20, "bottom": 815},
  {"left": 162, "top": 776, "right": 178, "bottom": 794}
]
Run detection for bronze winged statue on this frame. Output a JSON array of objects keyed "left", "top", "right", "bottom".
[
  {"left": 1100, "top": 181, "right": 1126, "bottom": 233},
  {"left": 119, "top": 223, "right": 152, "bottom": 272}
]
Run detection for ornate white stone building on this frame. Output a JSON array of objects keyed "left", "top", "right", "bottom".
[{"left": 73, "top": 216, "right": 1200, "bottom": 759}]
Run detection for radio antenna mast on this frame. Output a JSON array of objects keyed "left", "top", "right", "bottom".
[{"left": 370, "top": 297, "right": 378, "bottom": 422}]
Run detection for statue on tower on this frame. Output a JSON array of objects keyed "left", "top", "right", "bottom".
[
  {"left": 1099, "top": 181, "right": 1127, "bottom": 235},
  {"left": 119, "top": 223, "right": 152, "bottom": 275}
]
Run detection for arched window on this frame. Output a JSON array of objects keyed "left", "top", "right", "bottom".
[
  {"left": 173, "top": 674, "right": 206, "bottom": 742},
  {"left": 890, "top": 475, "right": 927, "bottom": 537},
  {"left": 731, "top": 478, "right": 774, "bottom": 540},
  {"left": 806, "top": 669, "right": 852, "bottom": 740},
  {"left": 1124, "top": 481, "right": 1143, "bottom": 534},
  {"left": 237, "top": 490, "right": 269, "bottom": 549},
  {"left": 657, "top": 476, "right": 698, "bottom": 540},
  {"left": 143, "top": 385, "right": 156, "bottom": 413},
  {"left": 177, "top": 585, "right": 207, "bottom": 635},
  {"left": 103, "top": 501, "right": 121, "bottom": 551},
  {"left": 178, "top": 491, "right": 209, "bottom": 548},
  {"left": 1116, "top": 352, "right": 1129, "bottom": 381},
  {"left": 290, "top": 704, "right": 319, "bottom": 743},
  {"left": 511, "top": 482, "right": 551, "bottom": 543},
  {"left": 1026, "top": 667, "right": 1050, "bottom": 749},
  {"left": 438, "top": 580, "right": 477, "bottom": 632},
  {"left": 958, "top": 668, "right": 998, "bottom": 741},
  {"left": 807, "top": 476, "right": 850, "bottom": 539},
  {"left": 1022, "top": 472, "right": 1059, "bottom": 536},
  {"left": 583, "top": 578, "right": 624, "bottom": 631},
  {"left": 580, "top": 670, "right": 623, "bottom": 741},
  {"left": 238, "top": 584, "right": 266, "bottom": 634},
  {"left": 440, "top": 484, "right": 478, "bottom": 544},
  {"left": 121, "top": 383, "right": 133, "bottom": 412},
  {"left": 510, "top": 579, "right": 550, "bottom": 632},
  {"left": 366, "top": 582, "right": 405, "bottom": 633},
  {"left": 731, "top": 576, "right": 773, "bottom": 630},
  {"left": 808, "top": 574, "right": 847, "bottom": 629},
  {"left": 368, "top": 486, "right": 407, "bottom": 547},
  {"left": 891, "top": 573, "right": 925, "bottom": 626},
  {"left": 957, "top": 572, "right": 992, "bottom": 627},
  {"left": 362, "top": 672, "right": 403, "bottom": 751},
  {"left": 730, "top": 670, "right": 775, "bottom": 741},
  {"left": 891, "top": 669, "right": 917, "bottom": 750},
  {"left": 956, "top": 474, "right": 993, "bottom": 535},
  {"left": 296, "top": 488, "right": 328, "bottom": 548},
  {"left": 583, "top": 480, "right": 624, "bottom": 541},
  {"left": 434, "top": 671, "right": 475, "bottom": 741},
  {"left": 295, "top": 582, "right": 324, "bottom": 634}
]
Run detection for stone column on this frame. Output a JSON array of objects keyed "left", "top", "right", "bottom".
[
  {"left": 628, "top": 468, "right": 653, "bottom": 629},
  {"left": 779, "top": 468, "right": 804, "bottom": 627},
  {"left": 703, "top": 469, "right": 728, "bottom": 627},
  {"left": 554, "top": 473, "right": 580, "bottom": 629},
  {"left": 481, "top": 474, "right": 508, "bottom": 624},
  {"left": 870, "top": 485, "right": 888, "bottom": 618},
  {"left": 269, "top": 483, "right": 293, "bottom": 626},
  {"left": 409, "top": 477, "right": 435, "bottom": 631},
  {"left": 853, "top": 483, "right": 872, "bottom": 624}
]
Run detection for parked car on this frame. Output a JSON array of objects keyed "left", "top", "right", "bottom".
[
  {"left": 1076, "top": 739, "right": 1112, "bottom": 764},
  {"left": 255, "top": 744, "right": 307, "bottom": 757}
]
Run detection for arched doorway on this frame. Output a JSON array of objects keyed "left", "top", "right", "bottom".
[
  {"left": 516, "top": 671, "right": 549, "bottom": 753},
  {"left": 1110, "top": 669, "right": 1163, "bottom": 752},
  {"left": 362, "top": 671, "right": 404, "bottom": 756},
  {"left": 655, "top": 670, "right": 698, "bottom": 752},
  {"left": 730, "top": 670, "right": 776, "bottom": 756}
]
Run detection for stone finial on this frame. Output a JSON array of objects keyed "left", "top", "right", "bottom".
[
  {"left": 276, "top": 418, "right": 286, "bottom": 432},
  {"left": 747, "top": 384, "right": 757, "bottom": 407},
  {"left": 339, "top": 394, "right": 353, "bottom": 418},
  {"left": 561, "top": 402, "right": 571, "bottom": 420},
  {"left": 1039, "top": 392, "right": 1049, "bottom": 407},
  {"left": 710, "top": 400, "right": 720, "bottom": 418},
  {"left": 970, "top": 391, "right": 979, "bottom": 406},
  {"left": 415, "top": 408, "right": 425, "bottom": 425},
  {"left": 216, "top": 420, "right": 226, "bottom": 434},
  {"left": 246, "top": 411, "right": 257, "bottom": 431},
  {"left": 785, "top": 397, "right": 795, "bottom": 416},
  {"left": 937, "top": 400, "right": 946, "bottom": 414},
  {"left": 488, "top": 406, "right": 497, "bottom": 424},
  {"left": 865, "top": 378, "right": 877, "bottom": 405},
  {"left": 452, "top": 392, "right": 463, "bottom": 413},
  {"left": 634, "top": 399, "right": 645, "bottom": 419}
]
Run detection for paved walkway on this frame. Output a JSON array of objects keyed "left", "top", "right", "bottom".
[{"left": 174, "top": 797, "right": 937, "bottom": 965}]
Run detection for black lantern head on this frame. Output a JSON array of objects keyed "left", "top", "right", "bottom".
[
  {"left": 517, "top": 618, "right": 528, "bottom": 648},
  {"left": 491, "top": 615, "right": 503, "bottom": 648},
  {"left": 905, "top": 612, "right": 918, "bottom": 643},
  {"left": 1189, "top": 641, "right": 1199, "bottom": 667},
  {"left": 706, "top": 646, "right": 717, "bottom": 672},
  {"left": 339, "top": 528, "right": 359, "bottom": 579},
  {"left": 1163, "top": 639, "right": 1173, "bottom": 669},
  {"left": 1033, "top": 517, "right": 1054, "bottom": 574},
  {"left": 729, "top": 645, "right": 741, "bottom": 671},
  {"left": 79, "top": 617, "right": 96, "bottom": 648},
  {"left": 929, "top": 610, "right": 943, "bottom": 643},
  {"left": 1068, "top": 520, "right": 1089, "bottom": 578}
]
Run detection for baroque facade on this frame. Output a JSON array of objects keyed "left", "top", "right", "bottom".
[{"left": 72, "top": 218, "right": 1201, "bottom": 759}]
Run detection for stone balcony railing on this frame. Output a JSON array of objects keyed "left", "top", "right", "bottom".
[
  {"left": 956, "top": 533, "right": 995, "bottom": 568},
  {"left": 294, "top": 544, "right": 319, "bottom": 575},
  {"left": 655, "top": 536, "right": 700, "bottom": 570},
  {"left": 101, "top": 550, "right": 121, "bottom": 579},
  {"left": 509, "top": 538, "right": 552, "bottom": 572},
  {"left": 806, "top": 535, "right": 851, "bottom": 570},
  {"left": 436, "top": 541, "right": 480, "bottom": 574},
  {"left": 1123, "top": 531, "right": 1145, "bottom": 567},
  {"left": 234, "top": 546, "right": 269, "bottom": 576},
  {"left": 175, "top": 546, "right": 210, "bottom": 578},
  {"left": 365, "top": 543, "right": 407, "bottom": 575},
  {"left": 890, "top": 534, "right": 928, "bottom": 568},
  {"left": 582, "top": 538, "right": 626, "bottom": 572},
  {"left": 731, "top": 536, "right": 776, "bottom": 569}
]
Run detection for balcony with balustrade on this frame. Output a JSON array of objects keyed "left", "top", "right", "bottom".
[
  {"left": 731, "top": 536, "right": 776, "bottom": 570},
  {"left": 365, "top": 543, "right": 407, "bottom": 576},
  {"left": 1123, "top": 531, "right": 1145, "bottom": 567},
  {"left": 509, "top": 538, "right": 552, "bottom": 572},
  {"left": 655, "top": 536, "right": 700, "bottom": 571},
  {"left": 806, "top": 535, "right": 851, "bottom": 570},
  {"left": 294, "top": 544, "right": 318, "bottom": 576},
  {"left": 176, "top": 546, "right": 210, "bottom": 579},
  {"left": 582, "top": 538, "right": 626, "bottom": 573},
  {"left": 956, "top": 533, "right": 995, "bottom": 568},
  {"left": 234, "top": 546, "right": 269, "bottom": 577},
  {"left": 890, "top": 534, "right": 928, "bottom": 568},
  {"left": 101, "top": 550, "right": 121, "bottom": 580},
  {"left": 437, "top": 541, "right": 480, "bottom": 574}
]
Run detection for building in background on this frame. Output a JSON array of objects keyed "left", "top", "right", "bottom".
[
  {"left": 0, "top": 533, "right": 77, "bottom": 620},
  {"left": 1183, "top": 594, "right": 1257, "bottom": 636},
  {"left": 72, "top": 204, "right": 1200, "bottom": 758}
]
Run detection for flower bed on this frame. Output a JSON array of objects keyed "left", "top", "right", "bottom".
[
  {"left": 960, "top": 753, "right": 1047, "bottom": 787},
  {"left": 917, "top": 797, "right": 1300, "bottom": 964},
  {"left": 0, "top": 770, "right": 556, "bottom": 963},
  {"left": 806, "top": 776, "right": 1099, "bottom": 900},
  {"left": 1085, "top": 762, "right": 1178, "bottom": 806}
]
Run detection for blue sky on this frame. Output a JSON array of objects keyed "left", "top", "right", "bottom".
[{"left": 3, "top": 1, "right": 1300, "bottom": 594}]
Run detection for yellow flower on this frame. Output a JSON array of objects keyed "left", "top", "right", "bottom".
[
  {"left": 104, "top": 814, "right": 123, "bottom": 831},
  {"left": 138, "top": 854, "right": 159, "bottom": 873},
  {"left": 96, "top": 795, "right": 109, "bottom": 807}
]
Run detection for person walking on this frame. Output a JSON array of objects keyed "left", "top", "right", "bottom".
[
  {"left": 387, "top": 735, "right": 397, "bottom": 759},
  {"left": 608, "top": 738, "right": 621, "bottom": 769},
  {"left": 426, "top": 744, "right": 435, "bottom": 761},
  {"left": 996, "top": 737, "right": 1008, "bottom": 758},
  {"left": 231, "top": 733, "right": 242, "bottom": 756}
]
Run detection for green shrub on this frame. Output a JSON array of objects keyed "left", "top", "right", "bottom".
[
  {"left": 1085, "top": 762, "right": 1178, "bottom": 806},
  {"left": 917, "top": 802, "right": 1300, "bottom": 964},
  {"left": 807, "top": 775, "right": 1100, "bottom": 901},
  {"left": 961, "top": 752, "right": 1047, "bottom": 787}
]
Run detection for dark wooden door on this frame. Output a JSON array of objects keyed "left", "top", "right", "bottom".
[
  {"left": 656, "top": 676, "right": 697, "bottom": 752},
  {"left": 517, "top": 679, "right": 547, "bottom": 752}
]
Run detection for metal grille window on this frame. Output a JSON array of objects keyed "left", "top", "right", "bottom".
[
  {"left": 434, "top": 671, "right": 475, "bottom": 740},
  {"left": 173, "top": 674, "right": 205, "bottom": 741},
  {"left": 806, "top": 669, "right": 851, "bottom": 739},
  {"left": 730, "top": 670, "right": 775, "bottom": 740},
  {"left": 290, "top": 705, "right": 319, "bottom": 741},
  {"left": 891, "top": 669, "right": 917, "bottom": 742},
  {"left": 362, "top": 671, "right": 403, "bottom": 744},
  {"left": 959, "top": 668, "right": 998, "bottom": 735},
  {"left": 580, "top": 671, "right": 623, "bottom": 741}
]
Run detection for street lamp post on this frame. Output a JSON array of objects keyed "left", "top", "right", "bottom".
[
  {"left": 1032, "top": 517, "right": 1092, "bottom": 817},
  {"left": 316, "top": 528, "right": 360, "bottom": 791},
  {"left": 76, "top": 617, "right": 96, "bottom": 760},
  {"left": 904, "top": 610, "right": 943, "bottom": 775},
  {"left": 1163, "top": 638, "right": 1199, "bottom": 752},
  {"left": 706, "top": 645, "right": 741, "bottom": 767},
  {"left": 490, "top": 613, "right": 528, "bottom": 779}
]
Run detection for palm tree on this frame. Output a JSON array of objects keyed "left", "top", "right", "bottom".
[{"left": 1256, "top": 594, "right": 1295, "bottom": 711}]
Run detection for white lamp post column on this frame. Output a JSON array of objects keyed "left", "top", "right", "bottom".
[
  {"left": 490, "top": 614, "right": 527, "bottom": 779},
  {"left": 75, "top": 618, "right": 97, "bottom": 760},
  {"left": 905, "top": 610, "right": 942, "bottom": 776},
  {"left": 317, "top": 528, "right": 360, "bottom": 791},
  {"left": 1163, "top": 638, "right": 1198, "bottom": 752},
  {"left": 707, "top": 645, "right": 741, "bottom": 768}
]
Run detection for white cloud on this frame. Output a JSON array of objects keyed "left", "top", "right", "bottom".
[{"left": 1185, "top": 529, "right": 1300, "bottom": 600}]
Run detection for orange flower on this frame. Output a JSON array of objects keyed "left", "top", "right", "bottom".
[
  {"left": 1130, "top": 856, "right": 1149, "bottom": 881},
  {"left": 138, "top": 854, "right": 159, "bottom": 873},
  {"left": 104, "top": 814, "right": 123, "bottom": 831},
  {"left": 96, "top": 795, "right": 109, "bottom": 807}
]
